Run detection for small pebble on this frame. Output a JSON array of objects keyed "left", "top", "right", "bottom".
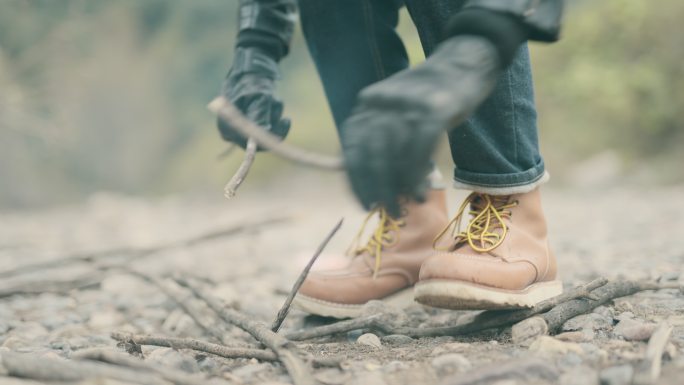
[
  {"left": 431, "top": 353, "right": 472, "bottom": 376},
  {"left": 556, "top": 330, "right": 594, "bottom": 343},
  {"left": 562, "top": 313, "right": 612, "bottom": 332},
  {"left": 599, "top": 365, "right": 634, "bottom": 385},
  {"left": 357, "top": 333, "right": 382, "bottom": 349},
  {"left": 529, "top": 336, "right": 583, "bottom": 355},
  {"left": 613, "top": 319, "right": 656, "bottom": 341},
  {"left": 511, "top": 316, "right": 548, "bottom": 346}
]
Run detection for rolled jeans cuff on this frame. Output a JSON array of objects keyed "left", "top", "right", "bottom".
[{"left": 452, "top": 161, "right": 549, "bottom": 195}]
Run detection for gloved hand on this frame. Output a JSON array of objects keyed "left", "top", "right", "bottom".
[
  {"left": 218, "top": 47, "right": 290, "bottom": 150},
  {"left": 341, "top": 36, "right": 502, "bottom": 216}
]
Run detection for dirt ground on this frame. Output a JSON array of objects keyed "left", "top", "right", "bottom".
[{"left": 1, "top": 176, "right": 683, "bottom": 385}]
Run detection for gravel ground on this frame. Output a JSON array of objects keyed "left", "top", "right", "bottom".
[{"left": 1, "top": 179, "right": 683, "bottom": 385}]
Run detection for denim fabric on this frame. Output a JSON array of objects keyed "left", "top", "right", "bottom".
[{"left": 299, "top": 0, "right": 546, "bottom": 190}]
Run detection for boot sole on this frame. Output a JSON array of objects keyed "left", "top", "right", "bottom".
[
  {"left": 292, "top": 287, "right": 415, "bottom": 319},
  {"left": 414, "top": 279, "right": 563, "bottom": 310}
]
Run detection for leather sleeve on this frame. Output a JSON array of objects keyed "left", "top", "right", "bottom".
[
  {"left": 236, "top": 0, "right": 298, "bottom": 61},
  {"left": 464, "top": 0, "right": 564, "bottom": 42}
]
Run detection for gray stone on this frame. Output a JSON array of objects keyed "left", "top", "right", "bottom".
[
  {"left": 383, "top": 360, "right": 410, "bottom": 373},
  {"left": 360, "top": 300, "right": 408, "bottom": 327},
  {"left": 1, "top": 336, "right": 32, "bottom": 350},
  {"left": 232, "top": 363, "right": 272, "bottom": 380},
  {"left": 593, "top": 306, "right": 615, "bottom": 319},
  {"left": 87, "top": 309, "right": 124, "bottom": 330},
  {"left": 556, "top": 330, "right": 594, "bottom": 343},
  {"left": 562, "top": 313, "right": 613, "bottom": 332},
  {"left": 616, "top": 311, "right": 635, "bottom": 321},
  {"left": 579, "top": 343, "right": 609, "bottom": 366},
  {"left": 511, "top": 317, "right": 548, "bottom": 346},
  {"left": 613, "top": 319, "right": 656, "bottom": 341},
  {"left": 146, "top": 347, "right": 199, "bottom": 373},
  {"left": 430, "top": 342, "right": 471, "bottom": 356},
  {"left": 380, "top": 334, "right": 413, "bottom": 346},
  {"left": 529, "top": 336, "right": 583, "bottom": 355},
  {"left": 9, "top": 322, "right": 48, "bottom": 340},
  {"left": 442, "top": 357, "right": 558, "bottom": 385},
  {"left": 357, "top": 333, "right": 382, "bottom": 349},
  {"left": 315, "top": 368, "right": 351, "bottom": 384},
  {"left": 431, "top": 353, "right": 472, "bottom": 376},
  {"left": 560, "top": 366, "right": 600, "bottom": 385},
  {"left": 558, "top": 352, "right": 583, "bottom": 369},
  {"left": 599, "top": 365, "right": 634, "bottom": 385}
]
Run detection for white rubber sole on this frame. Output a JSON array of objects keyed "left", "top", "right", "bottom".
[
  {"left": 292, "top": 287, "right": 415, "bottom": 319},
  {"left": 414, "top": 279, "right": 563, "bottom": 310}
]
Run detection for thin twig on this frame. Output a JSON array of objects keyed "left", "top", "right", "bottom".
[
  {"left": 271, "top": 218, "right": 344, "bottom": 332},
  {"left": 72, "top": 348, "right": 212, "bottom": 385},
  {"left": 0, "top": 216, "right": 289, "bottom": 279},
  {"left": 224, "top": 138, "right": 257, "bottom": 198},
  {"left": 111, "top": 332, "right": 276, "bottom": 361},
  {"left": 175, "top": 277, "right": 315, "bottom": 385},
  {"left": 633, "top": 322, "right": 673, "bottom": 385},
  {"left": 286, "top": 314, "right": 383, "bottom": 341},
  {"left": 110, "top": 332, "right": 341, "bottom": 367},
  {"left": 209, "top": 96, "right": 343, "bottom": 170}
]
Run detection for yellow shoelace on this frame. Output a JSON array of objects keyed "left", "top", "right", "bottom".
[
  {"left": 433, "top": 193, "right": 517, "bottom": 252},
  {"left": 348, "top": 207, "right": 406, "bottom": 279}
]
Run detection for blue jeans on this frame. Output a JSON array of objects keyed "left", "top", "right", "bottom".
[{"left": 299, "top": 0, "right": 548, "bottom": 193}]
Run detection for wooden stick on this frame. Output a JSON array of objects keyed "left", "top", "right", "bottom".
[
  {"left": 284, "top": 278, "right": 609, "bottom": 340},
  {"left": 271, "top": 218, "right": 343, "bottom": 332},
  {"left": 175, "top": 277, "right": 315, "bottom": 385},
  {"left": 209, "top": 97, "right": 343, "bottom": 170},
  {"left": 540, "top": 280, "right": 672, "bottom": 333},
  {"left": 0, "top": 216, "right": 289, "bottom": 280},
  {"left": 111, "top": 332, "right": 276, "bottom": 361},
  {"left": 123, "top": 270, "right": 228, "bottom": 344},
  {"left": 224, "top": 138, "right": 257, "bottom": 198},
  {"left": 72, "top": 348, "right": 213, "bottom": 385},
  {"left": 632, "top": 322, "right": 673, "bottom": 385},
  {"left": 0, "top": 350, "right": 166, "bottom": 385},
  {"left": 110, "top": 331, "right": 340, "bottom": 367}
]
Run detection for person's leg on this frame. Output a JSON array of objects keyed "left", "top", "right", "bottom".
[
  {"left": 405, "top": 0, "right": 560, "bottom": 310},
  {"left": 405, "top": 0, "right": 546, "bottom": 190},
  {"left": 299, "top": 0, "right": 408, "bottom": 130},
  {"left": 294, "top": 0, "right": 449, "bottom": 318}
]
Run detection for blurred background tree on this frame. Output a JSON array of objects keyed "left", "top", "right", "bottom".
[{"left": 0, "top": 0, "right": 682, "bottom": 209}]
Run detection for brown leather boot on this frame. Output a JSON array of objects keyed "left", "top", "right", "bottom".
[
  {"left": 415, "top": 188, "right": 562, "bottom": 310},
  {"left": 293, "top": 189, "right": 449, "bottom": 318}
]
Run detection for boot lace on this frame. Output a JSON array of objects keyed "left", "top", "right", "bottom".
[
  {"left": 348, "top": 207, "right": 406, "bottom": 279},
  {"left": 433, "top": 193, "right": 517, "bottom": 253}
]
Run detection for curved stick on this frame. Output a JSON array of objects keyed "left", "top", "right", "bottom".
[
  {"left": 208, "top": 97, "right": 344, "bottom": 170},
  {"left": 224, "top": 138, "right": 257, "bottom": 198}
]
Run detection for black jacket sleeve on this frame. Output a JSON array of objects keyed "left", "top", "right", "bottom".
[{"left": 236, "top": 0, "right": 298, "bottom": 61}]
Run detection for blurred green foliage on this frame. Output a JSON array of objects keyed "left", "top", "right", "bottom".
[{"left": 0, "top": 0, "right": 682, "bottom": 208}]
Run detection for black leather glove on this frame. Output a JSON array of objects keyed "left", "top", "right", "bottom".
[
  {"left": 218, "top": 0, "right": 297, "bottom": 150},
  {"left": 218, "top": 47, "right": 290, "bottom": 149},
  {"left": 342, "top": 36, "right": 503, "bottom": 217}
]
